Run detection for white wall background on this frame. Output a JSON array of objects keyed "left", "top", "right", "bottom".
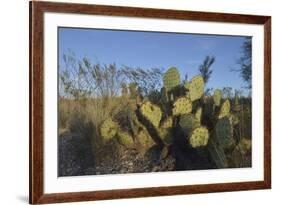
[{"left": 0, "top": 0, "right": 279, "bottom": 204}]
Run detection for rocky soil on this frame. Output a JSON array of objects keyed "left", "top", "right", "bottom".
[{"left": 58, "top": 132, "right": 178, "bottom": 176}]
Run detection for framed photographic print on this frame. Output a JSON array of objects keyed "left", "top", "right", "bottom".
[{"left": 29, "top": 1, "right": 271, "bottom": 204}]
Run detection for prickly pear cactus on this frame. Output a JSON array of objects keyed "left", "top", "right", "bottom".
[
  {"left": 116, "top": 130, "right": 134, "bottom": 148},
  {"left": 158, "top": 127, "right": 173, "bottom": 145},
  {"left": 179, "top": 114, "right": 198, "bottom": 136},
  {"left": 213, "top": 89, "right": 222, "bottom": 106},
  {"left": 195, "top": 107, "right": 202, "bottom": 125},
  {"left": 208, "top": 137, "right": 228, "bottom": 168},
  {"left": 189, "top": 126, "right": 209, "bottom": 148},
  {"left": 100, "top": 118, "right": 119, "bottom": 142},
  {"left": 215, "top": 116, "right": 234, "bottom": 148},
  {"left": 172, "top": 97, "right": 192, "bottom": 116},
  {"left": 189, "top": 75, "right": 204, "bottom": 101},
  {"left": 140, "top": 101, "right": 162, "bottom": 128},
  {"left": 160, "top": 87, "right": 168, "bottom": 103},
  {"left": 218, "top": 99, "right": 230, "bottom": 119},
  {"left": 163, "top": 67, "right": 180, "bottom": 92}
]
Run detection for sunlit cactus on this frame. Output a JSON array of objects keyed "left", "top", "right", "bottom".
[
  {"left": 213, "top": 89, "right": 222, "bottom": 106},
  {"left": 218, "top": 99, "right": 230, "bottom": 119},
  {"left": 189, "top": 126, "right": 209, "bottom": 148},
  {"left": 215, "top": 116, "right": 234, "bottom": 148},
  {"left": 189, "top": 75, "right": 205, "bottom": 101},
  {"left": 116, "top": 130, "right": 134, "bottom": 148},
  {"left": 163, "top": 67, "right": 180, "bottom": 92},
  {"left": 100, "top": 118, "right": 119, "bottom": 142},
  {"left": 140, "top": 101, "right": 162, "bottom": 128},
  {"left": 172, "top": 97, "right": 192, "bottom": 116},
  {"left": 195, "top": 107, "right": 202, "bottom": 125}
]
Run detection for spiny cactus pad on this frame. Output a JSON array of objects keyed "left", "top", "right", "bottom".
[
  {"left": 189, "top": 126, "right": 209, "bottom": 148},
  {"left": 179, "top": 114, "right": 198, "bottom": 136},
  {"left": 189, "top": 75, "right": 204, "bottom": 101},
  {"left": 213, "top": 89, "right": 222, "bottom": 106},
  {"left": 140, "top": 101, "right": 162, "bottom": 128},
  {"left": 219, "top": 99, "right": 230, "bottom": 119},
  {"left": 172, "top": 97, "right": 192, "bottom": 116},
  {"left": 215, "top": 116, "right": 234, "bottom": 147},
  {"left": 163, "top": 67, "right": 180, "bottom": 92},
  {"left": 117, "top": 130, "right": 134, "bottom": 147},
  {"left": 100, "top": 118, "right": 119, "bottom": 142}
]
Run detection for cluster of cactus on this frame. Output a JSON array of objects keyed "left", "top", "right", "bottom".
[{"left": 98, "top": 66, "right": 251, "bottom": 168}]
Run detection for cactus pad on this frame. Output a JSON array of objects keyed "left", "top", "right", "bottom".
[
  {"left": 213, "top": 89, "right": 222, "bottom": 106},
  {"left": 179, "top": 114, "right": 197, "bottom": 136},
  {"left": 100, "top": 118, "right": 119, "bottom": 142},
  {"left": 158, "top": 128, "right": 173, "bottom": 145},
  {"left": 215, "top": 116, "right": 234, "bottom": 147},
  {"left": 140, "top": 101, "right": 162, "bottom": 128},
  {"left": 219, "top": 99, "right": 230, "bottom": 119},
  {"left": 189, "top": 75, "right": 204, "bottom": 101},
  {"left": 189, "top": 126, "right": 209, "bottom": 148},
  {"left": 116, "top": 130, "right": 134, "bottom": 148},
  {"left": 195, "top": 107, "right": 202, "bottom": 125},
  {"left": 172, "top": 97, "right": 192, "bottom": 116},
  {"left": 163, "top": 67, "right": 180, "bottom": 92}
]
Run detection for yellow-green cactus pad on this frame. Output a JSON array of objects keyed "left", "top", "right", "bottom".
[
  {"left": 219, "top": 99, "right": 230, "bottom": 119},
  {"left": 195, "top": 107, "right": 202, "bottom": 125},
  {"left": 140, "top": 101, "right": 162, "bottom": 128},
  {"left": 163, "top": 67, "right": 180, "bottom": 92},
  {"left": 172, "top": 97, "right": 192, "bottom": 116},
  {"left": 189, "top": 75, "right": 204, "bottom": 101},
  {"left": 213, "top": 89, "right": 222, "bottom": 106},
  {"left": 116, "top": 130, "right": 134, "bottom": 148},
  {"left": 215, "top": 116, "right": 234, "bottom": 147},
  {"left": 100, "top": 118, "right": 119, "bottom": 142},
  {"left": 189, "top": 126, "right": 209, "bottom": 148}
]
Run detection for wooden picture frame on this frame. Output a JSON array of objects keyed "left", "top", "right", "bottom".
[{"left": 30, "top": 1, "right": 271, "bottom": 204}]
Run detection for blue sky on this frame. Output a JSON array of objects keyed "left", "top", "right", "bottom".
[{"left": 58, "top": 27, "right": 251, "bottom": 92}]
